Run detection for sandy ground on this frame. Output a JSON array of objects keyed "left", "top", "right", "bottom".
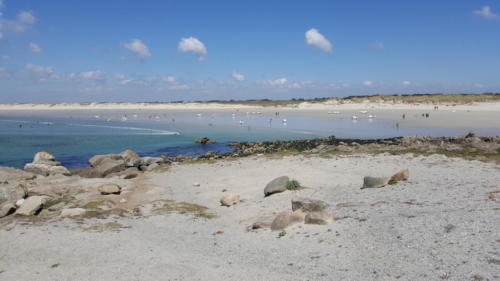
[
  {"left": 0, "top": 153, "right": 499, "bottom": 281},
  {"left": 1, "top": 101, "right": 499, "bottom": 131}
]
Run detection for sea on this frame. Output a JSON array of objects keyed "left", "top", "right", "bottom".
[{"left": 0, "top": 110, "right": 497, "bottom": 169}]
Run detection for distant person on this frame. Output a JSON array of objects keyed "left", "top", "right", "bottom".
[
  {"left": 426, "top": 113, "right": 429, "bottom": 118},
  {"left": 172, "top": 118, "right": 175, "bottom": 123},
  {"left": 19, "top": 124, "right": 22, "bottom": 128},
  {"left": 396, "top": 122, "right": 399, "bottom": 129},
  {"left": 402, "top": 114, "right": 405, "bottom": 120}
]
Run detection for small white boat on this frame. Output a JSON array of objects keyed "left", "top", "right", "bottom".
[
  {"left": 360, "top": 110, "right": 368, "bottom": 114},
  {"left": 282, "top": 119, "right": 287, "bottom": 123},
  {"left": 94, "top": 115, "right": 100, "bottom": 119},
  {"left": 121, "top": 116, "right": 128, "bottom": 121},
  {"left": 352, "top": 115, "right": 358, "bottom": 120},
  {"left": 368, "top": 114, "right": 376, "bottom": 119},
  {"left": 196, "top": 113, "right": 202, "bottom": 117},
  {"left": 239, "top": 120, "right": 244, "bottom": 125}
]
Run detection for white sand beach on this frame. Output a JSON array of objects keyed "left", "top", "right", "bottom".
[{"left": 0, "top": 152, "right": 499, "bottom": 281}]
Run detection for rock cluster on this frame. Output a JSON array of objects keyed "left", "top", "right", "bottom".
[
  {"left": 24, "top": 152, "right": 69, "bottom": 176},
  {"left": 195, "top": 137, "right": 216, "bottom": 145},
  {"left": 270, "top": 197, "right": 332, "bottom": 231},
  {"left": 73, "top": 150, "right": 168, "bottom": 178}
]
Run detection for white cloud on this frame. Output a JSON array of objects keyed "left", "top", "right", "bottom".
[
  {"left": 473, "top": 6, "right": 499, "bottom": 20},
  {"left": 163, "top": 75, "right": 176, "bottom": 84},
  {"left": 80, "top": 70, "right": 106, "bottom": 82},
  {"left": 123, "top": 39, "right": 151, "bottom": 59},
  {"left": 3, "top": 11, "right": 36, "bottom": 33},
  {"left": 178, "top": 37, "right": 207, "bottom": 60},
  {"left": 264, "top": 77, "right": 288, "bottom": 86},
  {"left": 0, "top": 67, "right": 12, "bottom": 79},
  {"left": 305, "top": 28, "right": 332, "bottom": 53},
  {"left": 29, "top": 42, "right": 42, "bottom": 53},
  {"left": 168, "top": 84, "right": 190, "bottom": 90},
  {"left": 0, "top": 0, "right": 4, "bottom": 8},
  {"left": 402, "top": 81, "right": 411, "bottom": 86},
  {"left": 231, "top": 72, "right": 245, "bottom": 81},
  {"left": 114, "top": 73, "right": 126, "bottom": 80},
  {"left": 362, "top": 81, "right": 373, "bottom": 87},
  {"left": 0, "top": 55, "right": 9, "bottom": 61},
  {"left": 26, "top": 63, "right": 54, "bottom": 81}
]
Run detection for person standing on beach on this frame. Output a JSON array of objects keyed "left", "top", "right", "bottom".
[{"left": 402, "top": 114, "right": 405, "bottom": 120}]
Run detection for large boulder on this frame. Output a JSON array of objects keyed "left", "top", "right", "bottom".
[
  {"left": 88, "top": 154, "right": 121, "bottom": 167},
  {"left": 98, "top": 184, "right": 121, "bottom": 195},
  {"left": 15, "top": 196, "right": 47, "bottom": 216},
  {"left": 220, "top": 194, "right": 240, "bottom": 207},
  {"left": 33, "top": 152, "right": 59, "bottom": 166},
  {"left": 120, "top": 150, "right": 142, "bottom": 167},
  {"left": 264, "top": 176, "right": 289, "bottom": 197},
  {"left": 361, "top": 176, "right": 389, "bottom": 189},
  {"left": 94, "top": 158, "right": 126, "bottom": 177},
  {"left": 291, "top": 197, "right": 328, "bottom": 212},
  {"left": 24, "top": 152, "right": 69, "bottom": 176},
  {"left": 0, "top": 184, "right": 27, "bottom": 204},
  {"left": 195, "top": 137, "right": 216, "bottom": 145},
  {"left": 305, "top": 211, "right": 333, "bottom": 225},
  {"left": 270, "top": 210, "right": 306, "bottom": 231}
]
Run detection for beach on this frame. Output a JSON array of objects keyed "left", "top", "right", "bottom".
[{"left": 0, "top": 151, "right": 499, "bottom": 280}]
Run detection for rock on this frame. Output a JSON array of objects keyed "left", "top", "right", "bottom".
[
  {"left": 24, "top": 152, "right": 69, "bottom": 176},
  {"left": 270, "top": 210, "right": 306, "bottom": 231},
  {"left": 142, "top": 163, "right": 159, "bottom": 172},
  {"left": 88, "top": 154, "right": 121, "bottom": 167},
  {"left": 264, "top": 176, "right": 289, "bottom": 197},
  {"left": 291, "top": 197, "right": 328, "bottom": 212},
  {"left": 105, "top": 167, "right": 140, "bottom": 179},
  {"left": 193, "top": 182, "right": 201, "bottom": 187},
  {"left": 15, "top": 196, "right": 47, "bottom": 216},
  {"left": 61, "top": 208, "right": 87, "bottom": 217},
  {"left": 195, "top": 137, "right": 216, "bottom": 145},
  {"left": 361, "top": 176, "right": 389, "bottom": 189},
  {"left": 32, "top": 152, "right": 59, "bottom": 165},
  {"left": 0, "top": 202, "right": 16, "bottom": 218},
  {"left": 71, "top": 167, "right": 103, "bottom": 178},
  {"left": 390, "top": 169, "right": 410, "bottom": 182},
  {"left": 15, "top": 198, "right": 25, "bottom": 207},
  {"left": 220, "top": 194, "right": 240, "bottom": 207},
  {"left": 140, "top": 157, "right": 163, "bottom": 166},
  {"left": 250, "top": 222, "right": 271, "bottom": 230},
  {"left": 0, "top": 184, "right": 27, "bottom": 204},
  {"left": 305, "top": 211, "right": 333, "bottom": 225},
  {"left": 98, "top": 184, "right": 121, "bottom": 195},
  {"left": 120, "top": 150, "right": 141, "bottom": 167},
  {"left": 24, "top": 163, "right": 68, "bottom": 176},
  {"left": 94, "top": 158, "right": 126, "bottom": 177}
]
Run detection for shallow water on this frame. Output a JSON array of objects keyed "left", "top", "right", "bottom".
[{"left": 0, "top": 110, "right": 497, "bottom": 169}]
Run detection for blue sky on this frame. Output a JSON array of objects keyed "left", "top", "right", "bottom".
[{"left": 0, "top": 0, "right": 499, "bottom": 102}]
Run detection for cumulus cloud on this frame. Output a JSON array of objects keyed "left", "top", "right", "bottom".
[
  {"left": 178, "top": 37, "right": 207, "bottom": 60},
  {"left": 29, "top": 42, "right": 42, "bottom": 53},
  {"left": 26, "top": 63, "right": 54, "bottom": 81},
  {"left": 305, "top": 28, "right": 332, "bottom": 53},
  {"left": 402, "top": 81, "right": 411, "bottom": 86},
  {"left": 473, "top": 6, "right": 498, "bottom": 20},
  {"left": 264, "top": 77, "right": 288, "bottom": 86},
  {"left": 80, "top": 70, "right": 106, "bottom": 83},
  {"left": 362, "top": 81, "right": 373, "bottom": 87},
  {"left": 123, "top": 39, "right": 151, "bottom": 59},
  {"left": 231, "top": 72, "right": 245, "bottom": 81}
]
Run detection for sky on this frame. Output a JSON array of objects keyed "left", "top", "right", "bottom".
[{"left": 0, "top": 0, "right": 499, "bottom": 103}]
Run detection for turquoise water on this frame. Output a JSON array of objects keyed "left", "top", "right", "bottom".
[{"left": 0, "top": 110, "right": 497, "bottom": 169}]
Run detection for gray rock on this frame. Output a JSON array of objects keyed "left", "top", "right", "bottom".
[
  {"left": 143, "top": 163, "right": 159, "bottom": 172},
  {"left": 305, "top": 211, "right": 333, "bottom": 225},
  {"left": 94, "top": 158, "right": 126, "bottom": 177},
  {"left": 140, "top": 157, "right": 163, "bottom": 166},
  {"left": 120, "top": 150, "right": 142, "bottom": 167},
  {"left": 24, "top": 163, "right": 69, "bottom": 176},
  {"left": 88, "top": 154, "right": 121, "bottom": 167},
  {"left": 105, "top": 167, "right": 140, "bottom": 179},
  {"left": 264, "top": 176, "right": 289, "bottom": 197},
  {"left": 270, "top": 210, "right": 306, "bottom": 231},
  {"left": 16, "top": 196, "right": 47, "bottom": 216},
  {"left": 0, "top": 184, "right": 27, "bottom": 204},
  {"left": 98, "top": 184, "right": 121, "bottom": 195},
  {"left": 291, "top": 197, "right": 328, "bottom": 212},
  {"left": 0, "top": 202, "right": 16, "bottom": 218},
  {"left": 220, "top": 194, "right": 240, "bottom": 207},
  {"left": 61, "top": 208, "right": 87, "bottom": 217},
  {"left": 361, "top": 176, "right": 389, "bottom": 189}
]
